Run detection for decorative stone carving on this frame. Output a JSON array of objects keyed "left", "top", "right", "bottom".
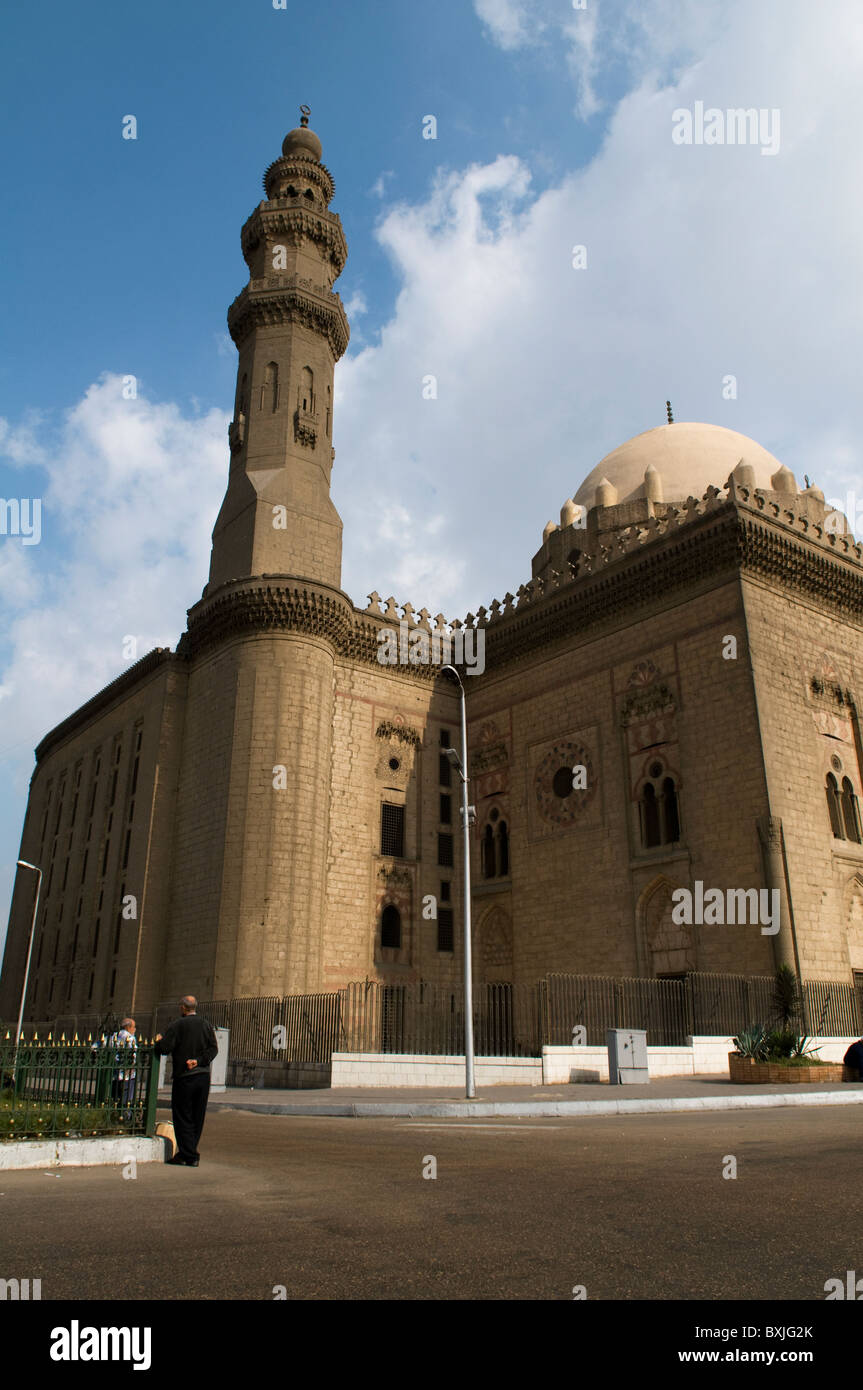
[
  {"left": 377, "top": 864, "right": 412, "bottom": 890},
  {"left": 470, "top": 721, "right": 509, "bottom": 775},
  {"left": 620, "top": 682, "right": 677, "bottom": 728},
  {"left": 534, "top": 741, "right": 597, "bottom": 827},
  {"left": 628, "top": 659, "right": 661, "bottom": 688},
  {"left": 375, "top": 720, "right": 422, "bottom": 747},
  {"left": 293, "top": 412, "right": 316, "bottom": 448},
  {"left": 376, "top": 741, "right": 413, "bottom": 783},
  {"left": 228, "top": 414, "right": 246, "bottom": 453}
]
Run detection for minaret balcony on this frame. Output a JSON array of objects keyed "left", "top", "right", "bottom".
[
  {"left": 294, "top": 409, "right": 318, "bottom": 449},
  {"left": 228, "top": 414, "right": 247, "bottom": 453}
]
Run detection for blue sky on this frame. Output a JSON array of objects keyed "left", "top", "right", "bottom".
[{"left": 2, "top": 0, "right": 862, "bottom": 956}]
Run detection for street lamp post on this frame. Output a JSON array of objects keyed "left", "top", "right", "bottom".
[
  {"left": 14, "top": 859, "right": 42, "bottom": 1046},
  {"left": 440, "top": 665, "right": 476, "bottom": 1099}
]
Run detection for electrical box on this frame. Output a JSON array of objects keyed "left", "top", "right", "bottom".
[
  {"left": 211, "top": 1027, "right": 229, "bottom": 1091},
  {"left": 607, "top": 1028, "right": 649, "bottom": 1085},
  {"left": 156, "top": 1026, "right": 228, "bottom": 1090}
]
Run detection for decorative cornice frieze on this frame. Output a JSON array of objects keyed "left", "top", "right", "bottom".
[
  {"left": 227, "top": 281, "right": 350, "bottom": 358},
  {"left": 37, "top": 490, "right": 863, "bottom": 765},
  {"left": 182, "top": 496, "right": 860, "bottom": 676},
  {"left": 177, "top": 581, "right": 475, "bottom": 681},
  {"left": 460, "top": 498, "right": 863, "bottom": 675},
  {"left": 179, "top": 579, "right": 355, "bottom": 661},
  {"left": 241, "top": 205, "right": 347, "bottom": 274}
]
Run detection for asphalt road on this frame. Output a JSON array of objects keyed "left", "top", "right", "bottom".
[{"left": 2, "top": 1104, "right": 861, "bottom": 1300}]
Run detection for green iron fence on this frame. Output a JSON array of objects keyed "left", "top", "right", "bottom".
[{"left": 0, "top": 1038, "right": 160, "bottom": 1142}]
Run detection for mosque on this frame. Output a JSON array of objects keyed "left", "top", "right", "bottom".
[{"left": 3, "top": 114, "right": 863, "bottom": 1024}]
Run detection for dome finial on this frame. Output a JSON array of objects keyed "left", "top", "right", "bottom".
[
  {"left": 666, "top": 400, "right": 674, "bottom": 424},
  {"left": 281, "top": 109, "right": 323, "bottom": 163}
]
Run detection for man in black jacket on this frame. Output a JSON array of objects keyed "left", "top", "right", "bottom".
[{"left": 154, "top": 997, "right": 219, "bottom": 1167}]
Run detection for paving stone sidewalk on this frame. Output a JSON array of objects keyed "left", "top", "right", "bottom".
[{"left": 185, "top": 1075, "right": 863, "bottom": 1118}]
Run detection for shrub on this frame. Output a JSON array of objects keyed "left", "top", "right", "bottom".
[{"left": 732, "top": 1024, "right": 769, "bottom": 1059}]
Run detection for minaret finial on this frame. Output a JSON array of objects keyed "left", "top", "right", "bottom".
[
  {"left": 299, "top": 104, "right": 311, "bottom": 128},
  {"left": 666, "top": 400, "right": 674, "bottom": 424}
]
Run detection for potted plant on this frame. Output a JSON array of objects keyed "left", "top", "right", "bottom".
[{"left": 729, "top": 969, "right": 845, "bottom": 1083}]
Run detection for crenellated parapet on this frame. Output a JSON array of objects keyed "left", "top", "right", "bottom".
[{"left": 455, "top": 470, "right": 863, "bottom": 671}]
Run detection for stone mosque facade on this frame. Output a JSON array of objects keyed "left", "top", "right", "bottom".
[{"left": 3, "top": 117, "right": 863, "bottom": 1023}]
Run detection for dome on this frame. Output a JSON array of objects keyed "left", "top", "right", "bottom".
[
  {"left": 574, "top": 422, "right": 788, "bottom": 509},
  {"left": 282, "top": 124, "right": 323, "bottom": 162}
]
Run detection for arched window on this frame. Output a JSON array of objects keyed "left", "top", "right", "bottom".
[
  {"left": 640, "top": 764, "right": 681, "bottom": 849},
  {"left": 300, "top": 366, "right": 314, "bottom": 415},
  {"left": 641, "top": 783, "right": 661, "bottom": 848},
  {"left": 826, "top": 773, "right": 845, "bottom": 839},
  {"left": 841, "top": 777, "right": 862, "bottom": 844},
  {"left": 497, "top": 821, "right": 509, "bottom": 876},
  {"left": 261, "top": 362, "right": 278, "bottom": 412},
  {"left": 661, "top": 778, "right": 680, "bottom": 843},
  {"left": 237, "top": 373, "right": 248, "bottom": 418},
  {"left": 482, "top": 824, "right": 495, "bottom": 879},
  {"left": 381, "top": 904, "right": 401, "bottom": 949}
]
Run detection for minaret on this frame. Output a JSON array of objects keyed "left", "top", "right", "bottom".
[
  {"left": 207, "top": 108, "right": 350, "bottom": 594},
  {"left": 168, "top": 115, "right": 354, "bottom": 1002}
]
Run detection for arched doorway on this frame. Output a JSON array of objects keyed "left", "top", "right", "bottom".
[{"left": 637, "top": 875, "right": 695, "bottom": 977}]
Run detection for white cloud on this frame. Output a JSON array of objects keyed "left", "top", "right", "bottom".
[
  {"left": 0, "top": 375, "right": 228, "bottom": 787},
  {"left": 473, "top": 0, "right": 539, "bottom": 51},
  {"left": 333, "top": 0, "right": 863, "bottom": 624},
  {"left": 343, "top": 290, "right": 368, "bottom": 319},
  {"left": 0, "top": 413, "right": 48, "bottom": 467},
  {"left": 369, "top": 171, "right": 395, "bottom": 199},
  {"left": 474, "top": 0, "right": 728, "bottom": 119}
]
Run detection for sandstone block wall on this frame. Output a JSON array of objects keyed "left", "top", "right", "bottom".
[{"left": 743, "top": 575, "right": 863, "bottom": 981}]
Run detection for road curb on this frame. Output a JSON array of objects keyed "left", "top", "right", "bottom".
[
  {"left": 213, "top": 1089, "right": 863, "bottom": 1120},
  {"left": 0, "top": 1135, "right": 167, "bottom": 1170}
]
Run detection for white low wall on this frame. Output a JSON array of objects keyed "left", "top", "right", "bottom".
[
  {"left": 330, "top": 1037, "right": 860, "bottom": 1088},
  {"left": 788, "top": 1037, "right": 858, "bottom": 1064},
  {"left": 543, "top": 1036, "right": 859, "bottom": 1083},
  {"left": 330, "top": 1052, "right": 542, "bottom": 1087}
]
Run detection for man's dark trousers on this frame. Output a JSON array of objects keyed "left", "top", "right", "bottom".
[{"left": 171, "top": 1069, "right": 211, "bottom": 1161}]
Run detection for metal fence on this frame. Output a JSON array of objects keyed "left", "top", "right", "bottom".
[
  {"left": 685, "top": 973, "right": 863, "bottom": 1039},
  {"left": 802, "top": 979, "right": 862, "bottom": 1038},
  {"left": 686, "top": 973, "right": 777, "bottom": 1038},
  {"left": 2, "top": 1012, "right": 159, "bottom": 1044},
  {"left": 8, "top": 970, "right": 863, "bottom": 1067},
  {"left": 340, "top": 981, "right": 543, "bottom": 1057},
  {"left": 188, "top": 993, "right": 343, "bottom": 1063},
  {"left": 544, "top": 974, "right": 689, "bottom": 1047},
  {"left": 0, "top": 1038, "right": 160, "bottom": 1140}
]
